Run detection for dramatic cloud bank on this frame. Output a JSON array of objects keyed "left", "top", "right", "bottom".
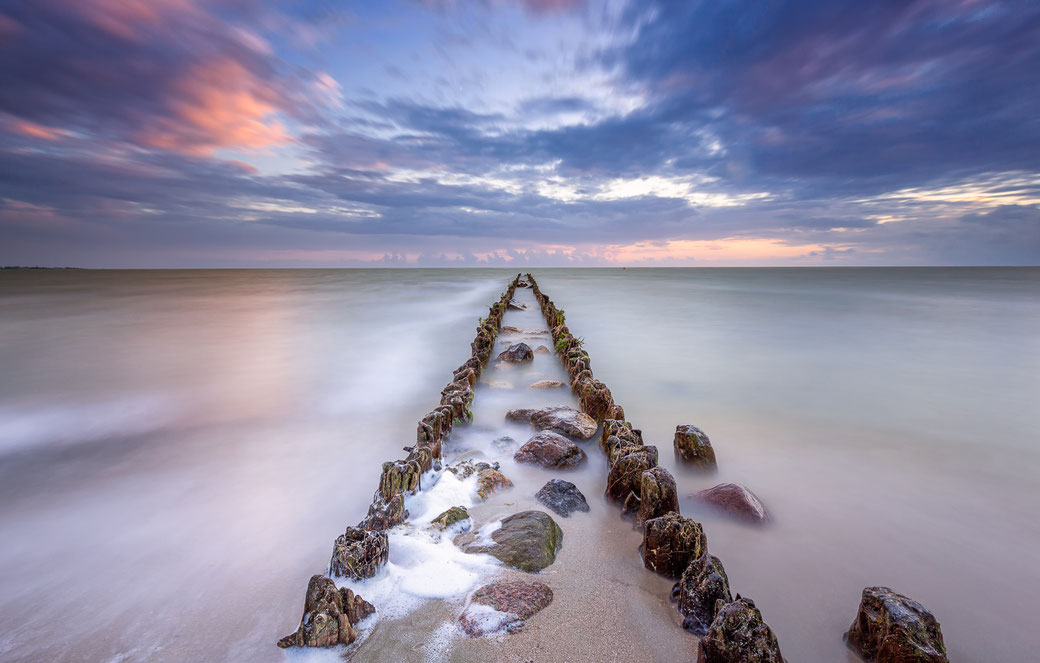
[{"left": 1, "top": 0, "right": 1038, "bottom": 266}]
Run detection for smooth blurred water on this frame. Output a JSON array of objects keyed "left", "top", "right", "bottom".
[{"left": 0, "top": 267, "right": 1037, "bottom": 662}]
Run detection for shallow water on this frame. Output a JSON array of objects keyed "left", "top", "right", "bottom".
[{"left": 0, "top": 267, "right": 1038, "bottom": 662}]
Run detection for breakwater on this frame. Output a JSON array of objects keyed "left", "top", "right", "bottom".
[{"left": 277, "top": 273, "right": 950, "bottom": 663}]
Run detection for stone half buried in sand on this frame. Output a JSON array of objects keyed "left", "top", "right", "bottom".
[
  {"left": 497, "top": 342, "right": 534, "bottom": 363},
  {"left": 674, "top": 424, "right": 717, "bottom": 469},
  {"left": 277, "top": 575, "right": 374, "bottom": 648},
  {"left": 329, "top": 526, "right": 389, "bottom": 580},
  {"left": 844, "top": 587, "right": 948, "bottom": 663},
  {"left": 513, "top": 431, "right": 587, "bottom": 469},
  {"left": 535, "top": 478, "right": 590, "bottom": 517},
  {"left": 464, "top": 510, "right": 563, "bottom": 572},
  {"left": 457, "top": 580, "right": 554, "bottom": 637},
  {"left": 641, "top": 512, "right": 706, "bottom": 579},
  {"left": 697, "top": 596, "right": 785, "bottom": 663},
  {"left": 692, "top": 483, "right": 769, "bottom": 523}
]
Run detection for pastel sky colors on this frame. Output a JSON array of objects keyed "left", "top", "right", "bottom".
[{"left": 1, "top": 0, "right": 1038, "bottom": 266}]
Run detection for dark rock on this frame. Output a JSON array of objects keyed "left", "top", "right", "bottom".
[
  {"left": 535, "top": 479, "right": 591, "bottom": 517},
  {"left": 844, "top": 587, "right": 948, "bottom": 663},
  {"left": 476, "top": 468, "right": 513, "bottom": 500},
  {"left": 605, "top": 446, "right": 658, "bottom": 509},
  {"left": 676, "top": 552, "right": 732, "bottom": 636},
  {"left": 498, "top": 342, "right": 534, "bottom": 363},
  {"left": 575, "top": 377, "right": 614, "bottom": 420},
  {"left": 675, "top": 425, "right": 717, "bottom": 469},
  {"left": 530, "top": 379, "right": 566, "bottom": 389},
  {"left": 600, "top": 419, "right": 643, "bottom": 459},
  {"left": 692, "top": 483, "right": 768, "bottom": 523},
  {"left": 465, "top": 510, "right": 563, "bottom": 572},
  {"left": 458, "top": 580, "right": 554, "bottom": 637},
  {"left": 636, "top": 467, "right": 679, "bottom": 528},
  {"left": 329, "top": 526, "right": 389, "bottom": 579},
  {"left": 278, "top": 575, "right": 374, "bottom": 648},
  {"left": 530, "top": 405, "right": 598, "bottom": 439},
  {"left": 641, "top": 512, "right": 706, "bottom": 579},
  {"left": 514, "top": 431, "right": 587, "bottom": 469},
  {"left": 431, "top": 506, "right": 471, "bottom": 530},
  {"left": 697, "top": 597, "right": 785, "bottom": 663}
]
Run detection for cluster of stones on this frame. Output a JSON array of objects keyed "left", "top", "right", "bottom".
[
  {"left": 526, "top": 272, "right": 950, "bottom": 663},
  {"left": 278, "top": 276, "right": 524, "bottom": 650}
]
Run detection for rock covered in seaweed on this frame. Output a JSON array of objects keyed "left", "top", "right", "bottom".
[
  {"left": 692, "top": 483, "right": 768, "bottom": 523},
  {"left": 431, "top": 506, "right": 471, "bottom": 530},
  {"left": 676, "top": 551, "right": 732, "bottom": 636},
  {"left": 329, "top": 526, "right": 389, "bottom": 579},
  {"left": 535, "top": 479, "right": 590, "bottom": 517},
  {"left": 457, "top": 580, "right": 554, "bottom": 637},
  {"left": 465, "top": 510, "right": 563, "bottom": 572},
  {"left": 277, "top": 575, "right": 374, "bottom": 648},
  {"left": 498, "top": 342, "right": 534, "bottom": 363},
  {"left": 378, "top": 459, "right": 421, "bottom": 501},
  {"left": 641, "top": 512, "right": 706, "bottom": 579},
  {"left": 674, "top": 424, "right": 717, "bottom": 469},
  {"left": 844, "top": 587, "right": 948, "bottom": 663},
  {"left": 514, "top": 431, "right": 587, "bottom": 469}
]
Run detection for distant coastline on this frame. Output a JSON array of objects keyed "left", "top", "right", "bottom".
[{"left": 1, "top": 266, "right": 83, "bottom": 269}]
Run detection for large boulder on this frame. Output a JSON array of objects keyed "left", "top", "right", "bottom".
[
  {"left": 457, "top": 580, "right": 554, "bottom": 637},
  {"left": 476, "top": 468, "right": 513, "bottom": 500},
  {"left": 498, "top": 343, "right": 534, "bottom": 362},
  {"left": 465, "top": 510, "right": 563, "bottom": 572},
  {"left": 535, "top": 479, "right": 590, "bottom": 517},
  {"left": 329, "top": 526, "right": 389, "bottom": 579},
  {"left": 636, "top": 467, "right": 679, "bottom": 528},
  {"left": 692, "top": 483, "right": 768, "bottom": 523},
  {"left": 844, "top": 587, "right": 948, "bottom": 663},
  {"left": 530, "top": 406, "right": 598, "bottom": 439},
  {"left": 277, "top": 575, "right": 374, "bottom": 648},
  {"left": 514, "top": 431, "right": 587, "bottom": 469},
  {"left": 674, "top": 425, "right": 717, "bottom": 469},
  {"left": 641, "top": 512, "right": 706, "bottom": 579},
  {"left": 676, "top": 551, "right": 732, "bottom": 636},
  {"left": 697, "top": 597, "right": 785, "bottom": 663}
]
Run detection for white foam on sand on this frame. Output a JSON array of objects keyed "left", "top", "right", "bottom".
[{"left": 405, "top": 469, "right": 478, "bottom": 525}]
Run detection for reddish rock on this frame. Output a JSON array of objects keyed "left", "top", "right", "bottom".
[
  {"left": 514, "top": 431, "right": 587, "bottom": 469},
  {"left": 530, "top": 405, "right": 598, "bottom": 439},
  {"left": 692, "top": 483, "right": 768, "bottom": 523},
  {"left": 458, "top": 580, "right": 554, "bottom": 636}
]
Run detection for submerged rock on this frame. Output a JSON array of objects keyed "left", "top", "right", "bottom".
[
  {"left": 533, "top": 345, "right": 551, "bottom": 355},
  {"left": 457, "top": 580, "right": 554, "bottom": 637},
  {"left": 465, "top": 510, "right": 563, "bottom": 572},
  {"left": 476, "top": 468, "right": 513, "bottom": 500},
  {"left": 844, "top": 587, "right": 948, "bottom": 663},
  {"left": 498, "top": 342, "right": 534, "bottom": 363},
  {"left": 278, "top": 575, "right": 374, "bottom": 648},
  {"left": 489, "top": 436, "right": 517, "bottom": 451},
  {"left": 692, "top": 483, "right": 768, "bottom": 523},
  {"left": 487, "top": 379, "right": 514, "bottom": 390},
  {"left": 505, "top": 408, "right": 536, "bottom": 423},
  {"left": 329, "top": 526, "right": 389, "bottom": 580},
  {"left": 530, "top": 406, "right": 598, "bottom": 439},
  {"left": 501, "top": 325, "right": 547, "bottom": 335},
  {"left": 641, "top": 512, "right": 706, "bottom": 579},
  {"left": 697, "top": 597, "right": 785, "bottom": 663},
  {"left": 514, "top": 431, "right": 587, "bottom": 469},
  {"left": 507, "top": 300, "right": 528, "bottom": 310},
  {"left": 676, "top": 552, "right": 732, "bottom": 636},
  {"left": 530, "top": 379, "right": 566, "bottom": 389},
  {"left": 674, "top": 425, "right": 717, "bottom": 469},
  {"left": 636, "top": 467, "right": 679, "bottom": 527},
  {"left": 535, "top": 479, "right": 590, "bottom": 517},
  {"left": 431, "top": 506, "right": 471, "bottom": 530}
]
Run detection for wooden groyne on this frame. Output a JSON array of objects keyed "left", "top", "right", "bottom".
[{"left": 278, "top": 273, "right": 950, "bottom": 663}]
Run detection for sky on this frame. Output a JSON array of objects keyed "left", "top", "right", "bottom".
[{"left": 0, "top": 0, "right": 1038, "bottom": 267}]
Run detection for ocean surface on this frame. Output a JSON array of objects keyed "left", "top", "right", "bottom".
[{"left": 0, "top": 267, "right": 1037, "bottom": 662}]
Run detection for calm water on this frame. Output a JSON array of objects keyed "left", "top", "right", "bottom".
[{"left": 0, "top": 268, "right": 1037, "bottom": 662}]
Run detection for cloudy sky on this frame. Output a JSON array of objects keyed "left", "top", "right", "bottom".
[{"left": 1, "top": 0, "right": 1038, "bottom": 267}]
